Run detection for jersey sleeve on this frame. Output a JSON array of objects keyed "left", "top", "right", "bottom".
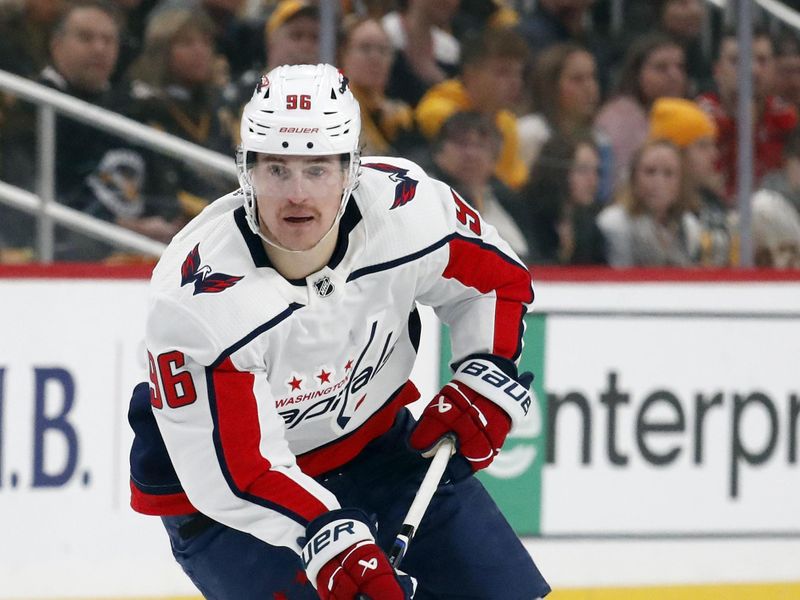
[
  {"left": 145, "top": 294, "right": 340, "bottom": 553},
  {"left": 415, "top": 180, "right": 534, "bottom": 366}
]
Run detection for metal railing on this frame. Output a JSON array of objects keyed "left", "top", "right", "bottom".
[{"left": 0, "top": 69, "right": 238, "bottom": 261}]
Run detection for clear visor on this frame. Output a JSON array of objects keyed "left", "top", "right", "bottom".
[{"left": 244, "top": 152, "right": 350, "bottom": 199}]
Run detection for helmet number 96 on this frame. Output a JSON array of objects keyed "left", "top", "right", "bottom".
[{"left": 286, "top": 94, "right": 312, "bottom": 110}]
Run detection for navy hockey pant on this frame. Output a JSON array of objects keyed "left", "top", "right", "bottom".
[{"left": 161, "top": 409, "right": 550, "bottom": 599}]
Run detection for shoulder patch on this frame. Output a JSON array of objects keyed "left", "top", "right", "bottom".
[
  {"left": 363, "top": 162, "right": 419, "bottom": 209},
  {"left": 180, "top": 243, "right": 244, "bottom": 296}
]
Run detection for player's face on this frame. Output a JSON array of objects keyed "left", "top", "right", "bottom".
[{"left": 251, "top": 154, "right": 346, "bottom": 251}]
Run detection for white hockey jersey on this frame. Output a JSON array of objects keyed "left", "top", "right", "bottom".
[{"left": 135, "top": 157, "right": 534, "bottom": 554}]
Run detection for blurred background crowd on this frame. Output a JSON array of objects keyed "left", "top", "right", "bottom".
[{"left": 2, "top": 0, "right": 800, "bottom": 268}]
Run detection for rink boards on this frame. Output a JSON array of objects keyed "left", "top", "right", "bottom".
[{"left": 0, "top": 265, "right": 798, "bottom": 598}]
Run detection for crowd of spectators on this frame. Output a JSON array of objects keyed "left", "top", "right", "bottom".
[{"left": 1, "top": 0, "right": 800, "bottom": 268}]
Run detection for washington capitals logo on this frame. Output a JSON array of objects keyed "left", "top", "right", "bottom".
[
  {"left": 180, "top": 244, "right": 244, "bottom": 296},
  {"left": 363, "top": 163, "right": 418, "bottom": 209}
]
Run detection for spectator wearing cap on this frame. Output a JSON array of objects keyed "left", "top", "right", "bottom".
[
  {"left": 649, "top": 97, "right": 733, "bottom": 266},
  {"left": 338, "top": 14, "right": 420, "bottom": 156},
  {"left": 265, "top": 0, "right": 319, "bottom": 70},
  {"left": 415, "top": 27, "right": 530, "bottom": 190},
  {"left": 427, "top": 112, "right": 537, "bottom": 263},
  {"left": 220, "top": 0, "right": 319, "bottom": 142}
]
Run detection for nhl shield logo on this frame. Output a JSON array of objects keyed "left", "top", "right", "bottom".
[{"left": 313, "top": 276, "right": 334, "bottom": 297}]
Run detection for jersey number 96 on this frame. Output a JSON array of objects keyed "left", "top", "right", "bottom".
[{"left": 148, "top": 350, "right": 197, "bottom": 409}]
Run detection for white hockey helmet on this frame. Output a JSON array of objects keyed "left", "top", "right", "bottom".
[{"left": 237, "top": 63, "right": 362, "bottom": 247}]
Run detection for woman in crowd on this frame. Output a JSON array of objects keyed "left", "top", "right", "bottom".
[
  {"left": 648, "top": 97, "right": 734, "bottom": 266},
  {"left": 595, "top": 32, "right": 687, "bottom": 187},
  {"left": 598, "top": 139, "right": 701, "bottom": 267},
  {"left": 338, "top": 14, "right": 419, "bottom": 156},
  {"left": 525, "top": 133, "right": 607, "bottom": 265},
  {"left": 126, "top": 8, "right": 234, "bottom": 220},
  {"left": 518, "top": 41, "right": 613, "bottom": 201}
]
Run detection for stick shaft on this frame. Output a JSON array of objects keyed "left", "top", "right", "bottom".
[
  {"left": 388, "top": 437, "right": 454, "bottom": 568},
  {"left": 356, "top": 437, "right": 455, "bottom": 600}
]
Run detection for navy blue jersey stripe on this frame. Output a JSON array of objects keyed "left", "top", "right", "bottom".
[
  {"left": 348, "top": 233, "right": 526, "bottom": 282},
  {"left": 211, "top": 302, "right": 304, "bottom": 368}
]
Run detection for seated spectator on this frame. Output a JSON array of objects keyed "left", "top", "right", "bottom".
[
  {"left": 415, "top": 27, "right": 529, "bottom": 189},
  {"left": 598, "top": 139, "right": 701, "bottom": 267},
  {"left": 338, "top": 15, "right": 419, "bottom": 156},
  {"left": 655, "top": 0, "right": 712, "bottom": 94},
  {"left": 11, "top": 0, "right": 128, "bottom": 203},
  {"left": 697, "top": 28, "right": 798, "bottom": 203},
  {"left": 0, "top": 0, "right": 66, "bottom": 77},
  {"left": 752, "top": 189, "right": 800, "bottom": 268},
  {"left": 649, "top": 97, "right": 734, "bottom": 266},
  {"left": 126, "top": 8, "right": 234, "bottom": 217},
  {"left": 515, "top": 0, "right": 616, "bottom": 93},
  {"left": 428, "top": 112, "right": 536, "bottom": 263},
  {"left": 595, "top": 32, "right": 687, "bottom": 188},
  {"left": 2, "top": 1, "right": 183, "bottom": 260},
  {"left": 222, "top": 0, "right": 319, "bottom": 138},
  {"left": 382, "top": 0, "right": 461, "bottom": 106},
  {"left": 517, "top": 42, "right": 613, "bottom": 200},
  {"left": 525, "top": 133, "right": 607, "bottom": 265},
  {"left": 148, "top": 0, "right": 262, "bottom": 79},
  {"left": 264, "top": 0, "right": 320, "bottom": 70}
]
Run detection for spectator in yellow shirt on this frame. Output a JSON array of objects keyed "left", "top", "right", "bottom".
[{"left": 415, "top": 27, "right": 530, "bottom": 189}]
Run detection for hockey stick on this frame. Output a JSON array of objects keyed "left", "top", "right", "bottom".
[{"left": 357, "top": 435, "right": 455, "bottom": 600}]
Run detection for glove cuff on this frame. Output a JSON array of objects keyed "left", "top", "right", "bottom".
[
  {"left": 302, "top": 508, "right": 375, "bottom": 588},
  {"left": 451, "top": 357, "right": 532, "bottom": 429}
]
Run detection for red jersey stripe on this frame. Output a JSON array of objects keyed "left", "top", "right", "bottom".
[
  {"left": 130, "top": 480, "right": 196, "bottom": 516},
  {"left": 211, "top": 358, "right": 329, "bottom": 523},
  {"left": 298, "top": 381, "right": 420, "bottom": 476},
  {"left": 443, "top": 238, "right": 533, "bottom": 360}
]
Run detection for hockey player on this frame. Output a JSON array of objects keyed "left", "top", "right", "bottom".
[{"left": 128, "top": 63, "right": 550, "bottom": 600}]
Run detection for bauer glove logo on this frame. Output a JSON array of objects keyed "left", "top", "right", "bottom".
[
  {"left": 434, "top": 395, "right": 453, "bottom": 413},
  {"left": 358, "top": 557, "right": 378, "bottom": 575}
]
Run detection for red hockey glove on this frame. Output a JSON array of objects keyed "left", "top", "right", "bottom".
[
  {"left": 409, "top": 356, "right": 532, "bottom": 472},
  {"left": 302, "top": 509, "right": 414, "bottom": 600}
]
